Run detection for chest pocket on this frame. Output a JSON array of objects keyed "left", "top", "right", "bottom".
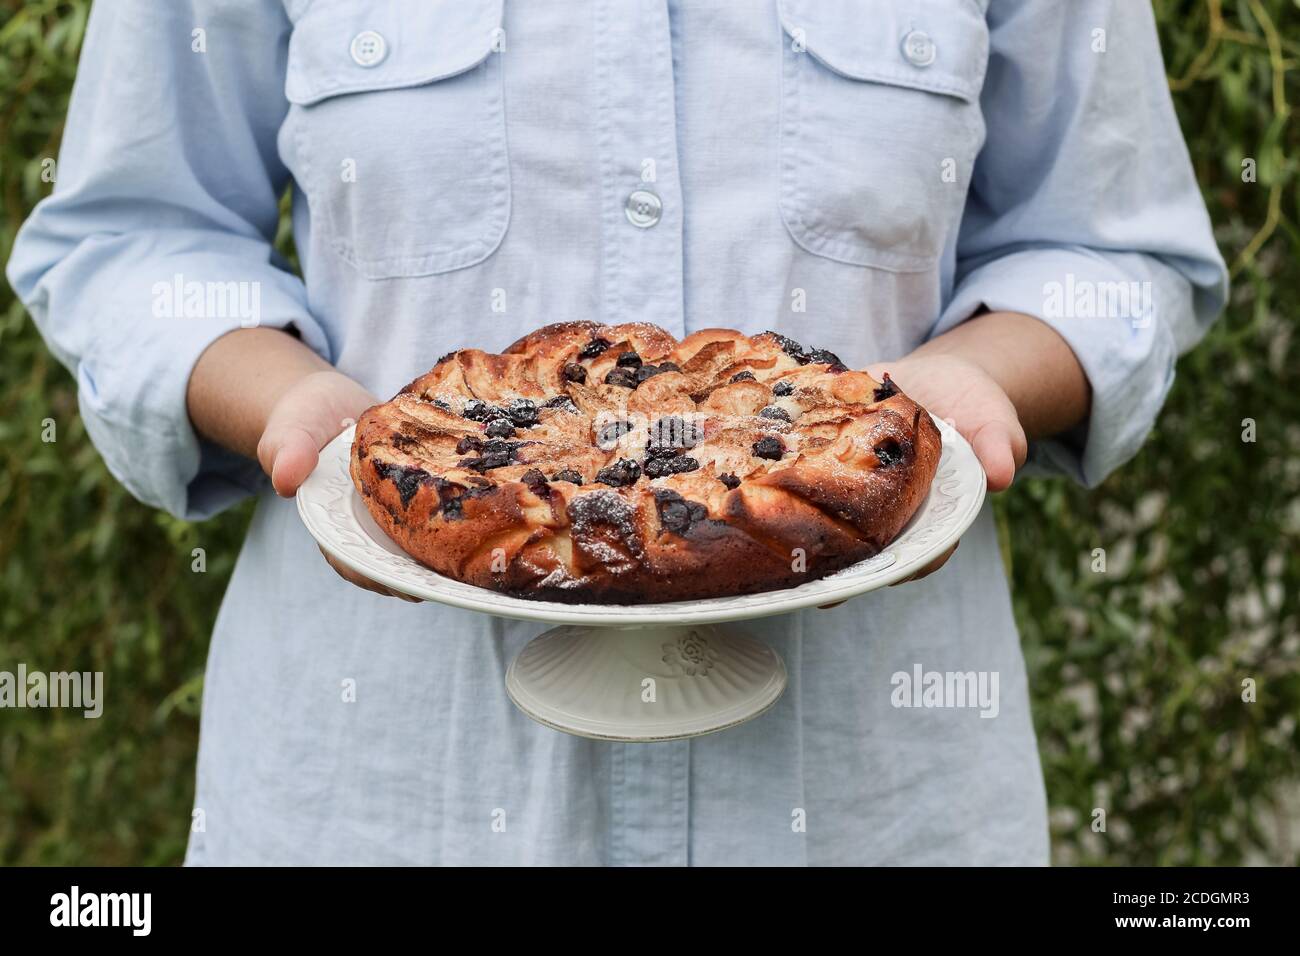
[
  {"left": 285, "top": 0, "right": 508, "bottom": 279},
  {"left": 778, "top": 0, "right": 989, "bottom": 273}
]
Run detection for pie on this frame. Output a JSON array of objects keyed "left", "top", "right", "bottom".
[{"left": 350, "top": 322, "right": 941, "bottom": 603}]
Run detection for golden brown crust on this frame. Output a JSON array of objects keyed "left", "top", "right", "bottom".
[{"left": 352, "top": 323, "right": 941, "bottom": 603}]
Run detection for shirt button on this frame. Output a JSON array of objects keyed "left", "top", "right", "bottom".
[
  {"left": 901, "top": 30, "right": 936, "bottom": 68},
  {"left": 350, "top": 30, "right": 388, "bottom": 68},
  {"left": 625, "top": 189, "right": 663, "bottom": 229}
]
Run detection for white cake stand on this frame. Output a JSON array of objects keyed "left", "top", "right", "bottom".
[{"left": 297, "top": 417, "right": 985, "bottom": 741}]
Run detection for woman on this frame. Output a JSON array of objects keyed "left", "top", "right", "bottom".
[{"left": 8, "top": 0, "right": 1225, "bottom": 865}]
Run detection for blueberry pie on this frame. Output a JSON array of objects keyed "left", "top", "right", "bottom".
[{"left": 351, "top": 322, "right": 941, "bottom": 603}]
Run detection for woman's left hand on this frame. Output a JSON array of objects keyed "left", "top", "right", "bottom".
[
  {"left": 818, "top": 344, "right": 1034, "bottom": 603},
  {"left": 820, "top": 311, "right": 1086, "bottom": 601},
  {"left": 858, "top": 352, "right": 1026, "bottom": 587},
  {"left": 867, "top": 352, "right": 1027, "bottom": 495}
]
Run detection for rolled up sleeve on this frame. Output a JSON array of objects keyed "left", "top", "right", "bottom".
[
  {"left": 6, "top": 0, "right": 329, "bottom": 520},
  {"left": 935, "top": 0, "right": 1228, "bottom": 487}
]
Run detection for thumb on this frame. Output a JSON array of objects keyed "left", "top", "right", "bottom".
[
  {"left": 864, "top": 361, "right": 900, "bottom": 385},
  {"left": 968, "top": 419, "right": 1023, "bottom": 493},
  {"left": 258, "top": 423, "right": 324, "bottom": 498},
  {"left": 256, "top": 371, "right": 375, "bottom": 497}
]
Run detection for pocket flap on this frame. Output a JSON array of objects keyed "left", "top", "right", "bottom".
[
  {"left": 286, "top": 0, "right": 504, "bottom": 105},
  {"left": 778, "top": 0, "right": 987, "bottom": 102}
]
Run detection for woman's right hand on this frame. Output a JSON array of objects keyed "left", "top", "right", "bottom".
[
  {"left": 255, "top": 368, "right": 376, "bottom": 497},
  {"left": 254, "top": 368, "right": 421, "bottom": 602},
  {"left": 188, "top": 327, "right": 424, "bottom": 603}
]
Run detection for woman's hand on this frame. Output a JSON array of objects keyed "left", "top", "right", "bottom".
[
  {"left": 851, "top": 353, "right": 1026, "bottom": 589},
  {"left": 256, "top": 369, "right": 377, "bottom": 497},
  {"left": 816, "top": 353, "right": 1023, "bottom": 600},
  {"left": 823, "top": 311, "right": 1089, "bottom": 598},
  {"left": 258, "top": 369, "right": 419, "bottom": 601},
  {"left": 867, "top": 352, "right": 1027, "bottom": 494},
  {"left": 188, "top": 328, "right": 418, "bottom": 601}
]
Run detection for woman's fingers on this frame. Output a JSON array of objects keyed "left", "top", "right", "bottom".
[
  {"left": 261, "top": 424, "right": 321, "bottom": 498},
  {"left": 253, "top": 372, "right": 408, "bottom": 600},
  {"left": 968, "top": 419, "right": 1025, "bottom": 492},
  {"left": 908, "top": 541, "right": 959, "bottom": 582},
  {"left": 318, "top": 546, "right": 421, "bottom": 602},
  {"left": 889, "top": 541, "right": 959, "bottom": 587},
  {"left": 818, "top": 541, "right": 960, "bottom": 607},
  {"left": 256, "top": 370, "right": 378, "bottom": 496}
]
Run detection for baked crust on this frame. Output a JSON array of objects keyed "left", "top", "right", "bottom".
[{"left": 350, "top": 323, "right": 941, "bottom": 603}]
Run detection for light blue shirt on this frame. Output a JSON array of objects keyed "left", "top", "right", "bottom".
[{"left": 8, "top": 0, "right": 1226, "bottom": 865}]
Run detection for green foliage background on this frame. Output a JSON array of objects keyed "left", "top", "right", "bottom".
[{"left": 1, "top": 0, "right": 1297, "bottom": 865}]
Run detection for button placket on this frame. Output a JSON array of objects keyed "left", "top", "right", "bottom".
[
  {"left": 592, "top": 0, "right": 685, "bottom": 337},
  {"left": 616, "top": 741, "right": 691, "bottom": 865}
]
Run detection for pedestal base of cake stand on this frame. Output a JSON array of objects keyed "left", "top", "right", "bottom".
[{"left": 504, "top": 624, "right": 787, "bottom": 741}]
